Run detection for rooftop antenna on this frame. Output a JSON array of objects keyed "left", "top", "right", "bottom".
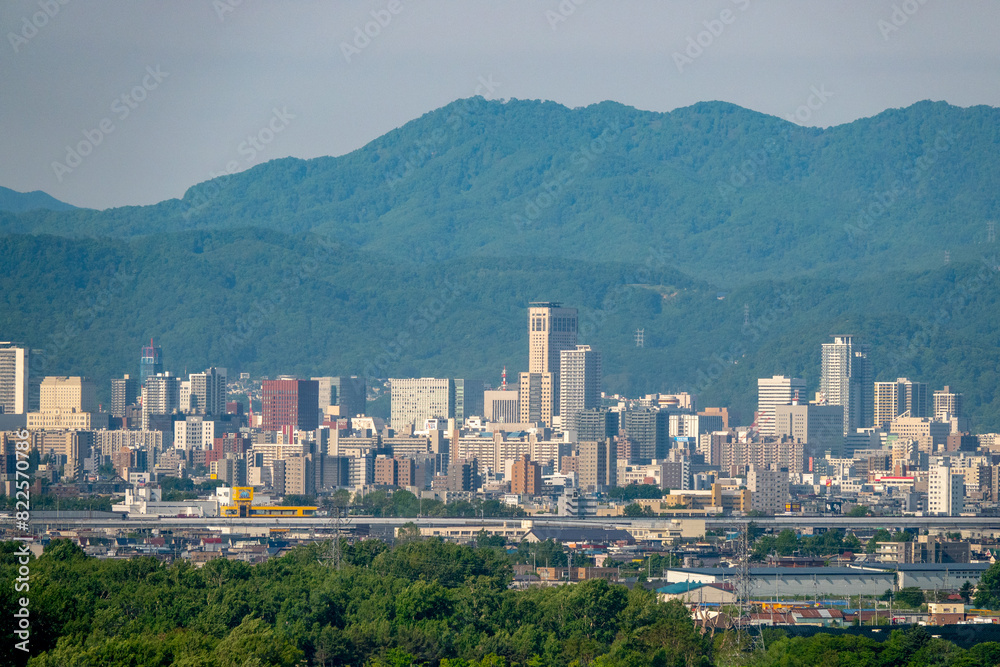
[{"left": 501, "top": 366, "right": 507, "bottom": 391}]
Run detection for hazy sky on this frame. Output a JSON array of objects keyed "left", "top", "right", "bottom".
[{"left": 2, "top": 1, "right": 998, "bottom": 210}]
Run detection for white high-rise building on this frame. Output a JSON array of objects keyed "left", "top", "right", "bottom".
[
  {"left": 142, "top": 372, "right": 181, "bottom": 429},
  {"left": 189, "top": 367, "right": 227, "bottom": 415},
  {"left": 933, "top": 386, "right": 963, "bottom": 421},
  {"left": 0, "top": 343, "right": 29, "bottom": 415},
  {"left": 821, "top": 335, "right": 873, "bottom": 433},
  {"left": 174, "top": 416, "right": 220, "bottom": 451},
  {"left": 559, "top": 345, "right": 602, "bottom": 434},
  {"left": 928, "top": 458, "right": 964, "bottom": 516},
  {"left": 748, "top": 465, "right": 790, "bottom": 515},
  {"left": 756, "top": 375, "right": 806, "bottom": 436}
]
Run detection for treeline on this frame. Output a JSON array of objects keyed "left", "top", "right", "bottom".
[
  {"left": 1, "top": 538, "right": 711, "bottom": 666},
  {"left": 4, "top": 539, "right": 1000, "bottom": 666}
]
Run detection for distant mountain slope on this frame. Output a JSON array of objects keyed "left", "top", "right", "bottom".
[
  {"left": 0, "top": 186, "right": 77, "bottom": 213},
  {"left": 1, "top": 229, "right": 997, "bottom": 430},
  {"left": 3, "top": 99, "right": 998, "bottom": 285}
]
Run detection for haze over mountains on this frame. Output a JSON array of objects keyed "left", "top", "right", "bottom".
[{"left": 1, "top": 98, "right": 998, "bottom": 427}]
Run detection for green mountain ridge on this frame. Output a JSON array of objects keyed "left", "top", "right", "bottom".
[
  {"left": 0, "top": 186, "right": 78, "bottom": 214},
  {"left": 4, "top": 98, "right": 998, "bottom": 285}
]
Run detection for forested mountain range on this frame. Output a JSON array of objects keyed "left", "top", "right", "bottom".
[{"left": 1, "top": 98, "right": 998, "bottom": 428}]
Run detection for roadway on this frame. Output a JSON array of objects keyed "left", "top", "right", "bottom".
[{"left": 8, "top": 513, "right": 1000, "bottom": 533}]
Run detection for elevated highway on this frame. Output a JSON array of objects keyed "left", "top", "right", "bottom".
[{"left": 7, "top": 513, "right": 1000, "bottom": 534}]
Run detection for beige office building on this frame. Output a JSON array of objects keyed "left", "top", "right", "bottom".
[
  {"left": 484, "top": 389, "right": 520, "bottom": 424},
  {"left": 578, "top": 440, "right": 616, "bottom": 491},
  {"left": 27, "top": 376, "right": 106, "bottom": 431},
  {"left": 518, "top": 372, "right": 553, "bottom": 427},
  {"left": 528, "top": 302, "right": 578, "bottom": 418},
  {"left": 39, "top": 376, "right": 97, "bottom": 412},
  {"left": 890, "top": 416, "right": 951, "bottom": 452}
]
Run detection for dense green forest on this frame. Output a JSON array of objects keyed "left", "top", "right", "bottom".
[
  {"left": 1, "top": 99, "right": 997, "bottom": 285},
  {"left": 0, "top": 229, "right": 998, "bottom": 429},
  {"left": 5, "top": 539, "right": 1000, "bottom": 666}
]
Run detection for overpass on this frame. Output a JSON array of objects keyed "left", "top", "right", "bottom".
[{"left": 7, "top": 513, "right": 1000, "bottom": 534}]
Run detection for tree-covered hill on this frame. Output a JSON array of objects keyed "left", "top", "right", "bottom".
[
  {"left": 3, "top": 99, "right": 998, "bottom": 285},
  {"left": 1, "top": 230, "right": 997, "bottom": 430},
  {"left": 4, "top": 539, "right": 1000, "bottom": 666},
  {"left": 0, "top": 186, "right": 77, "bottom": 214}
]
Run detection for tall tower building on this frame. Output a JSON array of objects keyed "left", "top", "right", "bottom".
[
  {"left": 622, "top": 407, "right": 670, "bottom": 462},
  {"left": 0, "top": 342, "right": 29, "bottom": 415},
  {"left": 756, "top": 375, "right": 806, "bottom": 436},
  {"left": 559, "top": 345, "right": 602, "bottom": 434},
  {"left": 139, "top": 339, "right": 163, "bottom": 386},
  {"left": 873, "top": 378, "right": 928, "bottom": 428},
  {"left": 820, "top": 335, "right": 873, "bottom": 433},
  {"left": 528, "top": 302, "right": 578, "bottom": 417}
]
